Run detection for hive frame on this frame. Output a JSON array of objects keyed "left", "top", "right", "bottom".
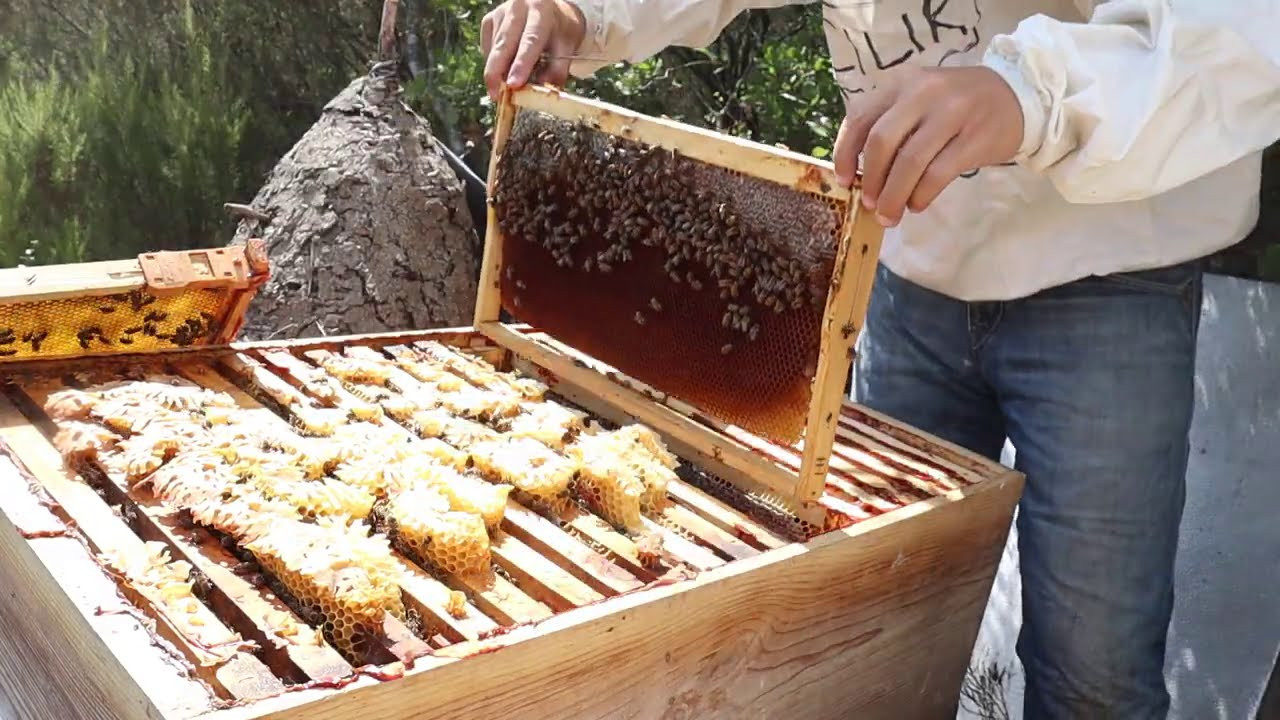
[
  {"left": 0, "top": 241, "right": 271, "bottom": 362},
  {"left": 474, "top": 85, "right": 884, "bottom": 524}
]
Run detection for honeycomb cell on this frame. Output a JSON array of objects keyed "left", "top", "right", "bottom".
[
  {"left": 414, "top": 342, "right": 547, "bottom": 401},
  {"left": 387, "top": 485, "right": 492, "bottom": 575},
  {"left": 0, "top": 288, "right": 235, "bottom": 361},
  {"left": 565, "top": 426, "right": 678, "bottom": 531},
  {"left": 403, "top": 456, "right": 511, "bottom": 529},
  {"left": 408, "top": 408, "right": 500, "bottom": 448},
  {"left": 244, "top": 517, "right": 404, "bottom": 660},
  {"left": 498, "top": 399, "right": 588, "bottom": 450}
]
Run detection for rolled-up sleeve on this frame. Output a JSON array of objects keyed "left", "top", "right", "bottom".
[
  {"left": 982, "top": 0, "right": 1280, "bottom": 204},
  {"left": 564, "top": 0, "right": 808, "bottom": 77}
]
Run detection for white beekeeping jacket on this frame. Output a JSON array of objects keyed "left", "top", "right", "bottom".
[{"left": 565, "top": 0, "right": 1280, "bottom": 301}]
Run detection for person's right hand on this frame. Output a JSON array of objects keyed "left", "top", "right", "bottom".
[{"left": 481, "top": 0, "right": 587, "bottom": 101}]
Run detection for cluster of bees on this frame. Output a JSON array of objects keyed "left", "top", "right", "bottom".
[
  {"left": 45, "top": 342, "right": 683, "bottom": 662},
  {"left": 0, "top": 290, "right": 222, "bottom": 360},
  {"left": 491, "top": 113, "right": 837, "bottom": 352}
]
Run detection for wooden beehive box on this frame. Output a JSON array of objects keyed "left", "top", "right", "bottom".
[{"left": 0, "top": 89, "right": 1022, "bottom": 720}]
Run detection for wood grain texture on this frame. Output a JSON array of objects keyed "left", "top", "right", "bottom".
[
  {"left": 211, "top": 474, "right": 1022, "bottom": 720},
  {"left": 0, "top": 455, "right": 217, "bottom": 720},
  {"left": 0, "top": 441, "right": 175, "bottom": 719},
  {"left": 13, "top": 379, "right": 355, "bottom": 687},
  {"left": 474, "top": 86, "right": 518, "bottom": 325}
]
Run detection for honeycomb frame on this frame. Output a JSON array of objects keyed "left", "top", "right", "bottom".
[{"left": 475, "top": 85, "right": 885, "bottom": 519}]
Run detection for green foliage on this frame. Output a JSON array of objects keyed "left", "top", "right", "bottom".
[{"left": 0, "top": 5, "right": 248, "bottom": 265}]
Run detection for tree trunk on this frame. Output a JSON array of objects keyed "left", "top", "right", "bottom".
[{"left": 231, "top": 66, "right": 479, "bottom": 341}]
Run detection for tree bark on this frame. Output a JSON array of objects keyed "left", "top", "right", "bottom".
[{"left": 231, "top": 67, "right": 479, "bottom": 341}]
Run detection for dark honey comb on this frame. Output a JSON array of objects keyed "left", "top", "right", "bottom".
[
  {"left": 0, "top": 289, "right": 233, "bottom": 361},
  {"left": 492, "top": 109, "right": 844, "bottom": 443}
]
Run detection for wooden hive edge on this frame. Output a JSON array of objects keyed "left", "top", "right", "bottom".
[
  {"left": 0, "top": 242, "right": 269, "bottom": 306},
  {"left": 200, "top": 468, "right": 1024, "bottom": 720},
  {"left": 0, "top": 322, "right": 1024, "bottom": 720},
  {"left": 0, "top": 439, "right": 206, "bottom": 720}
]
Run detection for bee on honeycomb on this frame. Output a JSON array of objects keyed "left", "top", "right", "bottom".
[
  {"left": 402, "top": 455, "right": 511, "bottom": 529},
  {"left": 259, "top": 431, "right": 343, "bottom": 479},
  {"left": 238, "top": 464, "right": 377, "bottom": 521},
  {"left": 386, "top": 485, "right": 492, "bottom": 576},
  {"left": 497, "top": 400, "right": 589, "bottom": 450},
  {"left": 408, "top": 408, "right": 499, "bottom": 449},
  {"left": 566, "top": 427, "right": 679, "bottom": 531},
  {"left": 243, "top": 517, "right": 405, "bottom": 661},
  {"left": 468, "top": 436, "right": 579, "bottom": 505}
]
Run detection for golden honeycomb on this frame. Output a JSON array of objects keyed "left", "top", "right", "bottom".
[
  {"left": 414, "top": 342, "right": 547, "bottom": 401},
  {"left": 244, "top": 517, "right": 405, "bottom": 659},
  {"left": 565, "top": 427, "right": 677, "bottom": 531},
  {"left": 386, "top": 485, "right": 492, "bottom": 576},
  {"left": 388, "top": 353, "right": 468, "bottom": 392},
  {"left": 402, "top": 456, "right": 511, "bottom": 530},
  {"left": 38, "top": 339, "right": 704, "bottom": 665},
  {"left": 408, "top": 407, "right": 500, "bottom": 448},
  {"left": 498, "top": 399, "right": 588, "bottom": 450},
  {"left": 0, "top": 288, "right": 236, "bottom": 361},
  {"left": 468, "top": 436, "right": 579, "bottom": 504}
]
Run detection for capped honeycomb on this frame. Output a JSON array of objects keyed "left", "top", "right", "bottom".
[
  {"left": 469, "top": 436, "right": 579, "bottom": 504},
  {"left": 243, "top": 517, "right": 406, "bottom": 659},
  {"left": 402, "top": 456, "right": 511, "bottom": 530},
  {"left": 413, "top": 341, "right": 547, "bottom": 401},
  {"left": 408, "top": 407, "right": 501, "bottom": 448},
  {"left": 385, "top": 485, "right": 492, "bottom": 576},
  {"left": 491, "top": 108, "right": 846, "bottom": 444},
  {"left": 565, "top": 426, "right": 678, "bottom": 532},
  {"left": 496, "top": 399, "right": 589, "bottom": 450}
]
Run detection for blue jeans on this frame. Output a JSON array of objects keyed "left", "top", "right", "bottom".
[{"left": 855, "top": 262, "right": 1202, "bottom": 719}]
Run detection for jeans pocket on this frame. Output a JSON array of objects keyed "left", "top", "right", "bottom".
[{"left": 1089, "top": 264, "right": 1198, "bottom": 298}]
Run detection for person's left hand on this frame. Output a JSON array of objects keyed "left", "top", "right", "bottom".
[{"left": 834, "top": 65, "right": 1025, "bottom": 228}]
